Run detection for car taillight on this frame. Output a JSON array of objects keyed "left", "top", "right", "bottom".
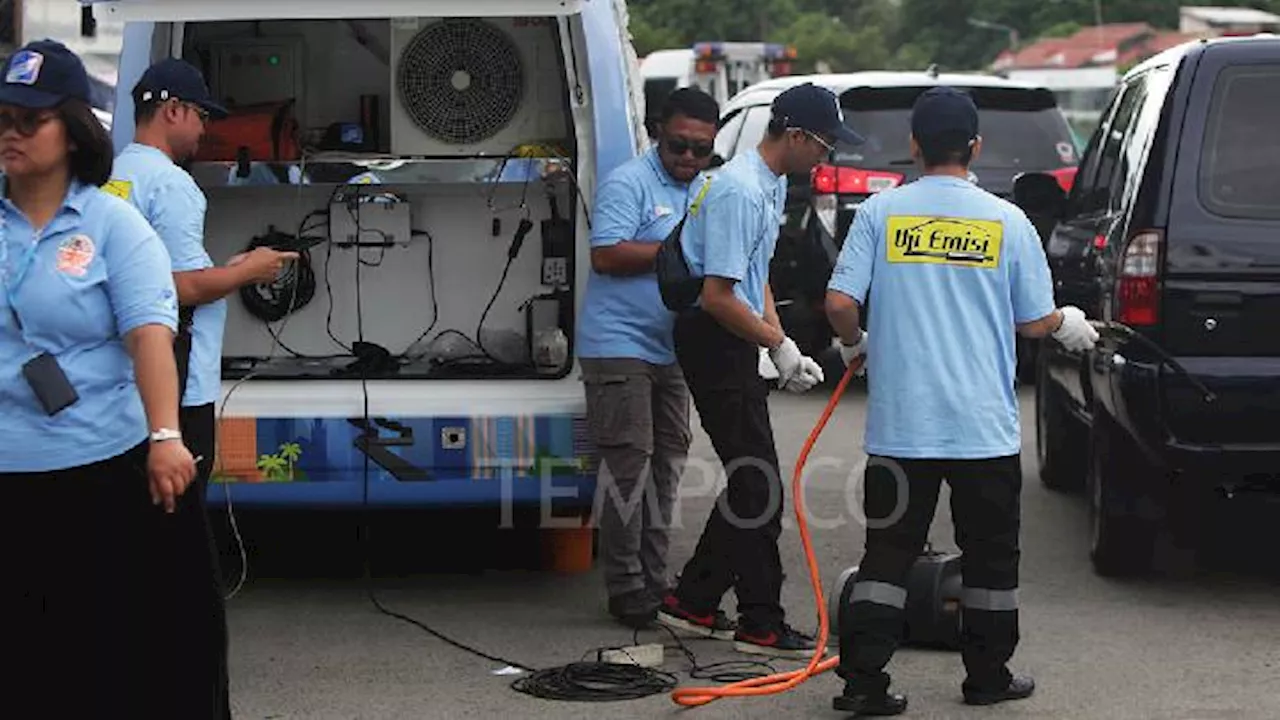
[
  {"left": 810, "top": 164, "right": 904, "bottom": 195},
  {"left": 1049, "top": 166, "right": 1078, "bottom": 193},
  {"left": 1117, "top": 230, "right": 1162, "bottom": 326}
]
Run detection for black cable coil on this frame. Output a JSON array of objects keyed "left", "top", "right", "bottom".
[
  {"left": 511, "top": 661, "right": 678, "bottom": 702},
  {"left": 238, "top": 226, "right": 318, "bottom": 323}
]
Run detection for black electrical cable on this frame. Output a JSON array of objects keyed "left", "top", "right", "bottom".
[
  {"left": 322, "top": 238, "right": 351, "bottom": 353},
  {"left": 238, "top": 228, "right": 318, "bottom": 323},
  {"left": 473, "top": 217, "right": 533, "bottom": 364},
  {"left": 402, "top": 228, "right": 439, "bottom": 359},
  {"left": 340, "top": 183, "right": 537, "bottom": 675},
  {"left": 1093, "top": 320, "right": 1216, "bottom": 403},
  {"left": 644, "top": 625, "right": 776, "bottom": 684},
  {"left": 334, "top": 184, "right": 733, "bottom": 703},
  {"left": 511, "top": 660, "right": 678, "bottom": 702}
]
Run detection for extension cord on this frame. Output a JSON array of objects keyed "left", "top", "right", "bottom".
[{"left": 599, "top": 643, "right": 665, "bottom": 668}]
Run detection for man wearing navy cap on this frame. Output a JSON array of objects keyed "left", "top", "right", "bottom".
[
  {"left": 655, "top": 82, "right": 862, "bottom": 658},
  {"left": 824, "top": 87, "right": 1098, "bottom": 714},
  {"left": 106, "top": 58, "right": 295, "bottom": 719}
]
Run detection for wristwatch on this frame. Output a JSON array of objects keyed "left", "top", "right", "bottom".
[{"left": 150, "top": 428, "right": 182, "bottom": 443}]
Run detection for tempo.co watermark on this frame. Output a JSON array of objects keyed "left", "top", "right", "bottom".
[{"left": 490, "top": 452, "right": 913, "bottom": 532}]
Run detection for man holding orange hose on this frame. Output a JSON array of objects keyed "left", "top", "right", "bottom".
[{"left": 823, "top": 87, "right": 1099, "bottom": 715}]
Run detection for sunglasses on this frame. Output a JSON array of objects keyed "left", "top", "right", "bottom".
[
  {"left": 664, "top": 136, "right": 714, "bottom": 158},
  {"left": 0, "top": 109, "right": 55, "bottom": 137},
  {"left": 802, "top": 130, "right": 836, "bottom": 154},
  {"left": 177, "top": 100, "right": 210, "bottom": 122}
]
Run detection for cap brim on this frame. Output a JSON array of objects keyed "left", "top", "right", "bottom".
[
  {"left": 0, "top": 84, "right": 64, "bottom": 109},
  {"left": 196, "top": 99, "right": 229, "bottom": 120},
  {"left": 832, "top": 124, "right": 865, "bottom": 146}
]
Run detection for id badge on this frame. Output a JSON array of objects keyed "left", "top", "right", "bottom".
[{"left": 21, "top": 352, "right": 79, "bottom": 416}]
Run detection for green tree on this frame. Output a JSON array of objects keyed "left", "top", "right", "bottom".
[
  {"left": 256, "top": 454, "right": 288, "bottom": 482},
  {"left": 278, "top": 442, "right": 302, "bottom": 480},
  {"left": 628, "top": 0, "right": 1280, "bottom": 71}
]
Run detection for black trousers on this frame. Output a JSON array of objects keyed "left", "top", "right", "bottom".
[
  {"left": 671, "top": 309, "right": 786, "bottom": 630},
  {"left": 1, "top": 435, "right": 231, "bottom": 719},
  {"left": 181, "top": 403, "right": 234, "bottom": 719},
  {"left": 837, "top": 455, "right": 1022, "bottom": 694}
]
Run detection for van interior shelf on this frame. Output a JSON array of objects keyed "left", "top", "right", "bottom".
[{"left": 188, "top": 154, "right": 575, "bottom": 189}]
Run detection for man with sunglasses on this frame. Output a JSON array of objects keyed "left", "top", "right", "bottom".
[
  {"left": 105, "top": 58, "right": 296, "bottom": 719},
  {"left": 656, "top": 82, "right": 863, "bottom": 658},
  {"left": 577, "top": 87, "right": 721, "bottom": 630}
]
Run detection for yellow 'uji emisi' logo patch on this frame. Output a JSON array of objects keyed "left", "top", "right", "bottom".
[
  {"left": 886, "top": 216, "right": 1003, "bottom": 268},
  {"left": 101, "top": 179, "right": 132, "bottom": 200}
]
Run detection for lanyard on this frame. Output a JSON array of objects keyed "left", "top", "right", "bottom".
[{"left": 1, "top": 215, "right": 42, "bottom": 333}]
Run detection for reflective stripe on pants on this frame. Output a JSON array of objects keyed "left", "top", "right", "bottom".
[{"left": 837, "top": 455, "right": 1023, "bottom": 695}]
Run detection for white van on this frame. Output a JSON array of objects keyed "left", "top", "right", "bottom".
[{"left": 90, "top": 0, "right": 648, "bottom": 512}]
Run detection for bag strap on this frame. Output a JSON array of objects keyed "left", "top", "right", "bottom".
[
  {"left": 175, "top": 305, "right": 197, "bottom": 400},
  {"left": 675, "top": 173, "right": 768, "bottom": 263}
]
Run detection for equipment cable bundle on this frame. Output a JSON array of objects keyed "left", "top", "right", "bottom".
[{"left": 238, "top": 225, "right": 320, "bottom": 323}]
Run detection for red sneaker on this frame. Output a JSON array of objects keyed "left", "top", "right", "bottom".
[{"left": 655, "top": 594, "right": 737, "bottom": 640}]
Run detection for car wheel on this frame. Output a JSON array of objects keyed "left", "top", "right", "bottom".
[
  {"left": 1035, "top": 352, "right": 1086, "bottom": 492},
  {"left": 1087, "top": 412, "right": 1156, "bottom": 578}
]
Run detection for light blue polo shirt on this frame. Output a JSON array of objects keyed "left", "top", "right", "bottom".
[
  {"left": 107, "top": 142, "right": 225, "bottom": 407},
  {"left": 576, "top": 147, "right": 689, "bottom": 365},
  {"left": 0, "top": 178, "right": 179, "bottom": 473},
  {"left": 828, "top": 175, "right": 1056, "bottom": 459},
  {"left": 680, "top": 148, "right": 786, "bottom": 316}
]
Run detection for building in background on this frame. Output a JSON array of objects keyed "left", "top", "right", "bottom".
[
  {"left": 991, "top": 6, "right": 1280, "bottom": 140},
  {"left": 991, "top": 23, "right": 1195, "bottom": 139},
  {"left": 1179, "top": 5, "right": 1280, "bottom": 36}
]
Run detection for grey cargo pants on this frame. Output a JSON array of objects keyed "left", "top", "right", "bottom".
[{"left": 581, "top": 357, "right": 692, "bottom": 600}]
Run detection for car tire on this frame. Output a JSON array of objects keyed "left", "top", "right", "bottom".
[
  {"left": 1035, "top": 351, "right": 1086, "bottom": 492},
  {"left": 1086, "top": 412, "right": 1157, "bottom": 578}
]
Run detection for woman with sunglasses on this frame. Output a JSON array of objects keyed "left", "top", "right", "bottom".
[{"left": 0, "top": 40, "right": 206, "bottom": 717}]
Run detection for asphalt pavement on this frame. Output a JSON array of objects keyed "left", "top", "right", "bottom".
[{"left": 217, "top": 384, "right": 1280, "bottom": 719}]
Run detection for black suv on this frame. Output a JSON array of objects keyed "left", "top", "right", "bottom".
[
  {"left": 1021, "top": 35, "right": 1280, "bottom": 577},
  {"left": 714, "top": 70, "right": 1080, "bottom": 376}
]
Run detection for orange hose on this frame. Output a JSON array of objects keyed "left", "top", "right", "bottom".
[{"left": 670, "top": 356, "right": 863, "bottom": 707}]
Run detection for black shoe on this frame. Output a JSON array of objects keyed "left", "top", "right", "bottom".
[
  {"left": 607, "top": 589, "right": 658, "bottom": 629},
  {"left": 732, "top": 622, "right": 817, "bottom": 660},
  {"left": 963, "top": 674, "right": 1036, "bottom": 706},
  {"left": 832, "top": 686, "right": 909, "bottom": 716}
]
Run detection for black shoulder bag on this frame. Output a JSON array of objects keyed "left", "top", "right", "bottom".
[{"left": 655, "top": 175, "right": 715, "bottom": 312}]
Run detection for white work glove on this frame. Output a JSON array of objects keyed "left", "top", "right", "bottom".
[
  {"left": 838, "top": 330, "right": 869, "bottom": 376},
  {"left": 768, "top": 336, "right": 804, "bottom": 385},
  {"left": 1052, "top": 305, "right": 1099, "bottom": 352},
  {"left": 770, "top": 336, "right": 825, "bottom": 392},
  {"left": 758, "top": 347, "right": 780, "bottom": 381},
  {"left": 783, "top": 355, "right": 825, "bottom": 393}
]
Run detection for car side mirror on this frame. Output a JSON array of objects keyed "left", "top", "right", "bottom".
[{"left": 1013, "top": 172, "right": 1068, "bottom": 221}]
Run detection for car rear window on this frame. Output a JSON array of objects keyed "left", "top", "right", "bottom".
[
  {"left": 834, "top": 86, "right": 1079, "bottom": 171},
  {"left": 1199, "top": 64, "right": 1280, "bottom": 220}
]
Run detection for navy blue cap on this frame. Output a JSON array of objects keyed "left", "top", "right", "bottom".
[
  {"left": 0, "top": 39, "right": 92, "bottom": 109},
  {"left": 771, "top": 82, "right": 864, "bottom": 145},
  {"left": 134, "top": 58, "right": 228, "bottom": 119},
  {"left": 911, "top": 86, "right": 979, "bottom": 146}
]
